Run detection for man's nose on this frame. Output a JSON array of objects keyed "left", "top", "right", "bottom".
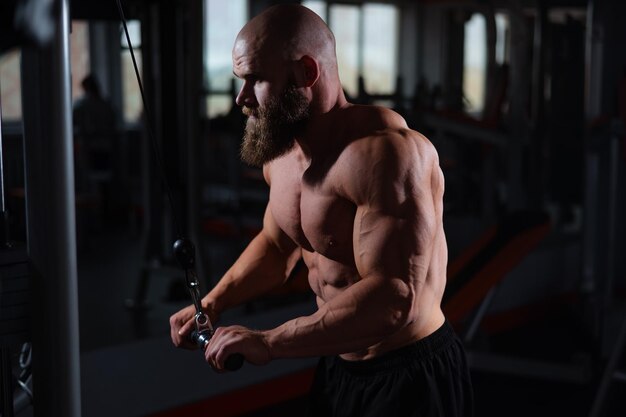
[{"left": 235, "top": 81, "right": 256, "bottom": 107}]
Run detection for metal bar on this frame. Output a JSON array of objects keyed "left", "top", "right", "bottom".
[
  {"left": 603, "top": 127, "right": 619, "bottom": 312},
  {"left": 464, "top": 286, "right": 498, "bottom": 344},
  {"left": 184, "top": 0, "right": 208, "bottom": 289},
  {"left": 530, "top": 1, "right": 548, "bottom": 208},
  {"left": 584, "top": 0, "right": 601, "bottom": 121},
  {"left": 0, "top": 70, "right": 9, "bottom": 248},
  {"left": 1, "top": 347, "right": 14, "bottom": 417},
  {"left": 589, "top": 313, "right": 626, "bottom": 417},
  {"left": 581, "top": 152, "right": 599, "bottom": 338},
  {"left": 20, "top": 0, "right": 81, "bottom": 416},
  {"left": 0, "top": 75, "right": 5, "bottom": 213},
  {"left": 506, "top": 0, "right": 531, "bottom": 210}
]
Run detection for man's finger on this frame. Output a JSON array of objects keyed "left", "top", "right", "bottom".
[
  {"left": 178, "top": 317, "right": 196, "bottom": 337},
  {"left": 205, "top": 341, "right": 225, "bottom": 372}
]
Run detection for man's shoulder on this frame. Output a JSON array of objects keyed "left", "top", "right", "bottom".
[
  {"left": 339, "top": 120, "right": 435, "bottom": 168},
  {"left": 333, "top": 113, "right": 439, "bottom": 203},
  {"left": 341, "top": 104, "right": 407, "bottom": 134},
  {"left": 337, "top": 105, "right": 435, "bottom": 154}
]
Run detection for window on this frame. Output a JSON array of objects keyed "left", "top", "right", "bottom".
[
  {"left": 329, "top": 5, "right": 360, "bottom": 97},
  {"left": 463, "top": 13, "right": 487, "bottom": 114},
  {"left": 362, "top": 4, "right": 398, "bottom": 95},
  {"left": 204, "top": 0, "right": 247, "bottom": 118},
  {"left": 70, "top": 21, "right": 90, "bottom": 102},
  {"left": 495, "top": 13, "right": 510, "bottom": 65},
  {"left": 302, "top": 0, "right": 326, "bottom": 20},
  {"left": 303, "top": 1, "right": 399, "bottom": 99},
  {"left": 0, "top": 49, "right": 22, "bottom": 122},
  {"left": 120, "top": 20, "right": 143, "bottom": 124},
  {"left": 0, "top": 21, "right": 89, "bottom": 123}
]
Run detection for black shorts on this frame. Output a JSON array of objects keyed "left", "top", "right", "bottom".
[{"left": 307, "top": 321, "right": 474, "bottom": 417}]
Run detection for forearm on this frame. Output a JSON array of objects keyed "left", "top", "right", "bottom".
[
  {"left": 265, "top": 276, "right": 414, "bottom": 358},
  {"left": 202, "top": 232, "right": 300, "bottom": 315}
]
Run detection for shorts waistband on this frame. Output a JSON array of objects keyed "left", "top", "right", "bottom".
[{"left": 334, "top": 321, "right": 457, "bottom": 375}]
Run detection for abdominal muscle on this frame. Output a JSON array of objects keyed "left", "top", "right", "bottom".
[{"left": 302, "top": 249, "right": 446, "bottom": 361}]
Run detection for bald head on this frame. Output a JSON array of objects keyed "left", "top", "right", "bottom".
[
  {"left": 236, "top": 4, "right": 337, "bottom": 71},
  {"left": 233, "top": 3, "right": 347, "bottom": 134}
]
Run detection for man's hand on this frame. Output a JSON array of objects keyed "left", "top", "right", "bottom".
[
  {"left": 205, "top": 326, "right": 272, "bottom": 371},
  {"left": 169, "top": 303, "right": 217, "bottom": 350}
]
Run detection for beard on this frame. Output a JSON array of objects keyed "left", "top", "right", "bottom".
[{"left": 240, "top": 84, "right": 310, "bottom": 167}]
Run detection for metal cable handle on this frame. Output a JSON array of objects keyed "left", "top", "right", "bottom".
[{"left": 173, "top": 238, "right": 244, "bottom": 371}]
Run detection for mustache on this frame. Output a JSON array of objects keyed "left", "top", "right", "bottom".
[{"left": 242, "top": 107, "right": 258, "bottom": 118}]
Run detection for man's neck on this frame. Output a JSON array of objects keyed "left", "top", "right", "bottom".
[{"left": 296, "top": 92, "right": 350, "bottom": 161}]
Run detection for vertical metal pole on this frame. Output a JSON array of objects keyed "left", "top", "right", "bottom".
[
  {"left": 0, "top": 60, "right": 13, "bottom": 417},
  {"left": 185, "top": 0, "right": 208, "bottom": 290},
  {"left": 1, "top": 347, "right": 14, "bottom": 417},
  {"left": 603, "top": 124, "right": 619, "bottom": 311},
  {"left": 584, "top": 0, "right": 601, "bottom": 121},
  {"left": 506, "top": 0, "right": 530, "bottom": 210},
  {"left": 0, "top": 75, "right": 10, "bottom": 248},
  {"left": 581, "top": 153, "right": 600, "bottom": 340},
  {"left": 21, "top": 0, "right": 82, "bottom": 416},
  {"left": 530, "top": 1, "right": 547, "bottom": 208},
  {"left": 589, "top": 313, "right": 626, "bottom": 417},
  {"left": 0, "top": 76, "right": 5, "bottom": 213},
  {"left": 581, "top": 0, "right": 602, "bottom": 345}
]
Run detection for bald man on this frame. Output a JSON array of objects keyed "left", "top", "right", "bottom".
[{"left": 170, "top": 4, "right": 473, "bottom": 416}]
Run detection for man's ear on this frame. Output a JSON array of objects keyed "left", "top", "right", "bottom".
[{"left": 295, "top": 55, "right": 320, "bottom": 88}]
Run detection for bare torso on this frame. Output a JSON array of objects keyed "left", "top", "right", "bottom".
[{"left": 266, "top": 105, "right": 447, "bottom": 360}]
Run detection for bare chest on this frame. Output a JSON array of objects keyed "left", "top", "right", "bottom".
[{"left": 269, "top": 175, "right": 355, "bottom": 263}]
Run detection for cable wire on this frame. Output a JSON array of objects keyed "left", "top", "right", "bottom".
[{"left": 115, "top": 0, "right": 182, "bottom": 238}]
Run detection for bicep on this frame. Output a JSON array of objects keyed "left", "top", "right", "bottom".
[
  {"left": 351, "top": 158, "right": 438, "bottom": 284},
  {"left": 348, "top": 135, "right": 439, "bottom": 283}
]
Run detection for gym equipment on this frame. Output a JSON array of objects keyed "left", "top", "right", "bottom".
[
  {"left": 115, "top": 0, "right": 244, "bottom": 370},
  {"left": 1, "top": 46, "right": 32, "bottom": 417},
  {"left": 442, "top": 211, "right": 592, "bottom": 382},
  {"left": 1, "top": 56, "right": 30, "bottom": 417},
  {"left": 173, "top": 238, "right": 244, "bottom": 371},
  {"left": 444, "top": 210, "right": 551, "bottom": 326},
  {"left": 587, "top": 121, "right": 626, "bottom": 417}
]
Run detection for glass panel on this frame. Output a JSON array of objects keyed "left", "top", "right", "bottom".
[
  {"left": 205, "top": 0, "right": 247, "bottom": 118},
  {"left": 120, "top": 20, "right": 142, "bottom": 48},
  {"left": 329, "top": 4, "right": 360, "bottom": 98},
  {"left": 302, "top": 0, "right": 326, "bottom": 21},
  {"left": 463, "top": 13, "right": 486, "bottom": 114},
  {"left": 120, "top": 20, "right": 143, "bottom": 123},
  {"left": 70, "top": 21, "right": 90, "bottom": 102},
  {"left": 363, "top": 4, "right": 398, "bottom": 94},
  {"left": 0, "top": 49, "right": 22, "bottom": 122},
  {"left": 1, "top": 20, "right": 91, "bottom": 122},
  {"left": 495, "top": 13, "right": 510, "bottom": 65},
  {"left": 205, "top": 0, "right": 246, "bottom": 91},
  {"left": 121, "top": 50, "right": 143, "bottom": 123},
  {"left": 206, "top": 95, "right": 233, "bottom": 118}
]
